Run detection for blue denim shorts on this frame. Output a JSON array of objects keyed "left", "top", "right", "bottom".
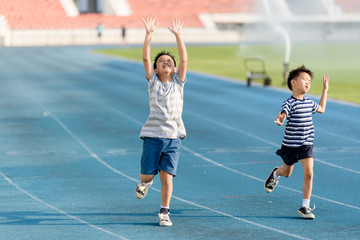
[
  {"left": 141, "top": 137, "right": 181, "bottom": 176},
  {"left": 276, "top": 145, "right": 314, "bottom": 166}
]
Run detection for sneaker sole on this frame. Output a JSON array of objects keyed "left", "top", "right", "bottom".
[
  {"left": 158, "top": 213, "right": 172, "bottom": 227},
  {"left": 159, "top": 222, "right": 173, "bottom": 227},
  {"left": 297, "top": 210, "right": 315, "bottom": 219}
]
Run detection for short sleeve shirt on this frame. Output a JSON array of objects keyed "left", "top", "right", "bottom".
[
  {"left": 140, "top": 72, "right": 186, "bottom": 139},
  {"left": 281, "top": 96, "right": 319, "bottom": 147}
]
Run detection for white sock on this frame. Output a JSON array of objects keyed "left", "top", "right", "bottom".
[
  {"left": 273, "top": 170, "right": 280, "bottom": 180},
  {"left": 302, "top": 199, "right": 310, "bottom": 208},
  {"left": 141, "top": 180, "right": 151, "bottom": 186},
  {"left": 161, "top": 205, "right": 169, "bottom": 210}
]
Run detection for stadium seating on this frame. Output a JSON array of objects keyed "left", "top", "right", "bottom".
[
  {"left": 1, "top": 0, "right": 360, "bottom": 30},
  {"left": 0, "top": 0, "right": 257, "bottom": 30},
  {"left": 1, "top": 0, "right": 359, "bottom": 46}
]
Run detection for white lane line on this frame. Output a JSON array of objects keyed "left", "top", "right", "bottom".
[
  {"left": 317, "top": 129, "right": 360, "bottom": 144},
  {"left": 170, "top": 195, "right": 310, "bottom": 240},
  {"left": 185, "top": 111, "right": 360, "bottom": 175},
  {"left": 314, "top": 158, "right": 360, "bottom": 175},
  {"left": 92, "top": 100, "right": 360, "bottom": 211},
  {"left": 185, "top": 111, "right": 279, "bottom": 147},
  {"left": 2, "top": 73, "right": 131, "bottom": 240},
  {"left": 46, "top": 110, "right": 309, "bottom": 240},
  {"left": 181, "top": 145, "right": 360, "bottom": 211},
  {"left": 0, "top": 171, "right": 129, "bottom": 240}
]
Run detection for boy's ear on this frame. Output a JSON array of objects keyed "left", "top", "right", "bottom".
[
  {"left": 291, "top": 79, "right": 296, "bottom": 87},
  {"left": 154, "top": 68, "right": 159, "bottom": 74}
]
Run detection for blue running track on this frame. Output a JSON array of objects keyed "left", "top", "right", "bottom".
[{"left": 0, "top": 46, "right": 359, "bottom": 240}]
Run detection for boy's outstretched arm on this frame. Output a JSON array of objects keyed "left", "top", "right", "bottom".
[
  {"left": 168, "top": 19, "right": 187, "bottom": 82},
  {"left": 317, "top": 74, "right": 330, "bottom": 113},
  {"left": 142, "top": 15, "right": 159, "bottom": 81}
]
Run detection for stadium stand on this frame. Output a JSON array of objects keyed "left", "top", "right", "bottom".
[
  {"left": 0, "top": 0, "right": 359, "bottom": 46},
  {"left": 0, "top": 0, "right": 256, "bottom": 29},
  {"left": 0, "top": 0, "right": 257, "bottom": 46}
]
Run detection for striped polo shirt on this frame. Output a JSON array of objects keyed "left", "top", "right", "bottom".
[
  {"left": 281, "top": 96, "right": 319, "bottom": 147},
  {"left": 140, "top": 72, "right": 186, "bottom": 140}
]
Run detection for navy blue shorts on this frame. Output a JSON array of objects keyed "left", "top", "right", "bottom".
[
  {"left": 276, "top": 145, "right": 314, "bottom": 166},
  {"left": 141, "top": 137, "right": 181, "bottom": 176}
]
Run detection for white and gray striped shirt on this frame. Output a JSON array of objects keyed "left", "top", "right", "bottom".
[
  {"left": 281, "top": 96, "right": 319, "bottom": 147},
  {"left": 140, "top": 72, "right": 186, "bottom": 140}
]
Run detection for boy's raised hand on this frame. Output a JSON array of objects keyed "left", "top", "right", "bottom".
[
  {"left": 323, "top": 74, "right": 330, "bottom": 91},
  {"left": 142, "top": 15, "right": 159, "bottom": 33},
  {"left": 274, "top": 112, "right": 286, "bottom": 126},
  {"left": 168, "top": 19, "right": 184, "bottom": 35}
]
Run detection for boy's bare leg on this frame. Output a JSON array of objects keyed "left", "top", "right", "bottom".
[
  {"left": 265, "top": 161, "right": 294, "bottom": 193},
  {"left": 275, "top": 162, "right": 294, "bottom": 178},
  {"left": 160, "top": 170, "right": 173, "bottom": 207},
  {"left": 136, "top": 174, "right": 155, "bottom": 199},
  {"left": 300, "top": 157, "right": 314, "bottom": 200},
  {"left": 140, "top": 174, "right": 154, "bottom": 183}
]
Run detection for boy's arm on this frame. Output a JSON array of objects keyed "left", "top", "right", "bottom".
[
  {"left": 317, "top": 74, "right": 330, "bottom": 113},
  {"left": 274, "top": 111, "right": 286, "bottom": 126},
  {"left": 168, "top": 19, "right": 187, "bottom": 82},
  {"left": 142, "top": 15, "right": 159, "bottom": 81}
]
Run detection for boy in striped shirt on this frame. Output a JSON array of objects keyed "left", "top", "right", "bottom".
[
  {"left": 265, "top": 65, "right": 330, "bottom": 219},
  {"left": 135, "top": 15, "right": 187, "bottom": 227}
]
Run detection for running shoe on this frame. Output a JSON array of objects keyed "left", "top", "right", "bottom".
[
  {"left": 158, "top": 208, "right": 172, "bottom": 227},
  {"left": 298, "top": 205, "right": 315, "bottom": 219},
  {"left": 264, "top": 166, "right": 279, "bottom": 193},
  {"left": 135, "top": 180, "right": 153, "bottom": 199}
]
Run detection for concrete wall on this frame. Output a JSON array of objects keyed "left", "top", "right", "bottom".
[
  {"left": 4, "top": 21, "right": 360, "bottom": 47},
  {"left": 6, "top": 28, "right": 243, "bottom": 46}
]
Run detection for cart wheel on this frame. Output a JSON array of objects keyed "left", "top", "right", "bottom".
[
  {"left": 264, "top": 77, "right": 271, "bottom": 86},
  {"left": 247, "top": 77, "right": 251, "bottom": 87}
]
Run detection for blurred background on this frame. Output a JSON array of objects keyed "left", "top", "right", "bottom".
[
  {"left": 1, "top": 0, "right": 359, "bottom": 103},
  {"left": 1, "top": 0, "right": 360, "bottom": 46}
]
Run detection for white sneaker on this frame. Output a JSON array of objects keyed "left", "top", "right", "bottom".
[
  {"left": 158, "top": 212, "right": 172, "bottom": 227},
  {"left": 298, "top": 205, "right": 316, "bottom": 219},
  {"left": 135, "top": 180, "right": 153, "bottom": 199}
]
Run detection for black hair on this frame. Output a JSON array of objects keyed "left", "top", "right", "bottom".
[
  {"left": 153, "top": 50, "right": 176, "bottom": 69},
  {"left": 287, "top": 65, "right": 314, "bottom": 90}
]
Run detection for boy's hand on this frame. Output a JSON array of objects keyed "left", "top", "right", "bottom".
[
  {"left": 274, "top": 112, "right": 286, "bottom": 126},
  {"left": 142, "top": 15, "right": 159, "bottom": 33},
  {"left": 168, "top": 19, "right": 184, "bottom": 35},
  {"left": 323, "top": 74, "right": 330, "bottom": 91}
]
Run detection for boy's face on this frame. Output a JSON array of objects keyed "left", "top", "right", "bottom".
[
  {"left": 155, "top": 55, "right": 176, "bottom": 75},
  {"left": 292, "top": 72, "right": 312, "bottom": 93}
]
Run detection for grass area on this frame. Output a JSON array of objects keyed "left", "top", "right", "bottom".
[{"left": 95, "top": 43, "right": 360, "bottom": 104}]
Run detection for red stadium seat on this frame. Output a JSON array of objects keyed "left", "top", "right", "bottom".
[{"left": 0, "top": 0, "right": 257, "bottom": 30}]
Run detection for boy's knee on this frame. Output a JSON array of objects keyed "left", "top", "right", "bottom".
[
  {"left": 140, "top": 174, "right": 154, "bottom": 183},
  {"left": 304, "top": 171, "right": 313, "bottom": 181},
  {"left": 280, "top": 168, "right": 292, "bottom": 178},
  {"left": 283, "top": 172, "right": 291, "bottom": 178},
  {"left": 160, "top": 171, "right": 173, "bottom": 183}
]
